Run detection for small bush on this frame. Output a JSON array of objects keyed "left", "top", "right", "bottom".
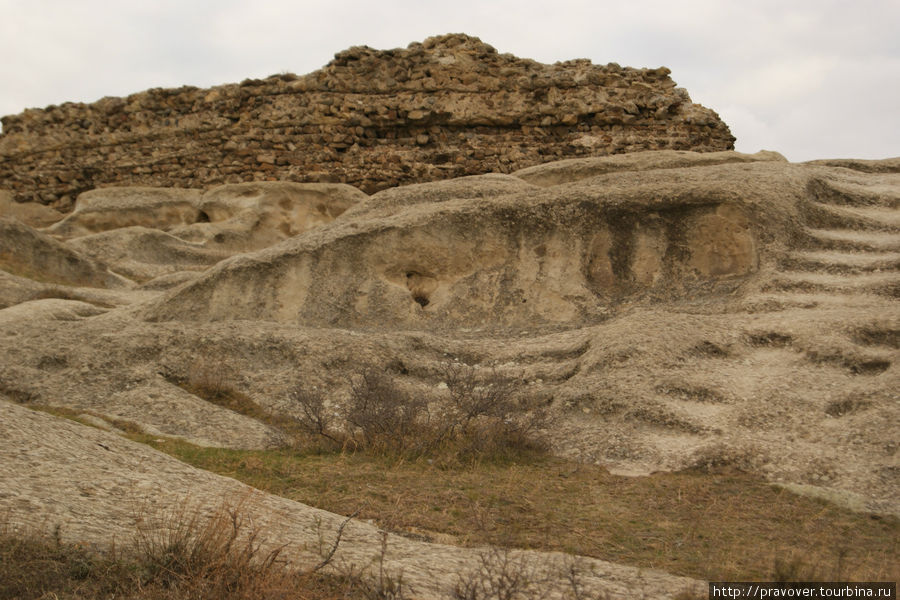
[
  {"left": 289, "top": 382, "right": 341, "bottom": 446},
  {"left": 131, "top": 495, "right": 292, "bottom": 596},
  {"left": 455, "top": 548, "right": 542, "bottom": 600},
  {"left": 345, "top": 368, "right": 428, "bottom": 454},
  {"left": 289, "top": 363, "right": 549, "bottom": 463},
  {"left": 0, "top": 504, "right": 397, "bottom": 600},
  {"left": 186, "top": 356, "right": 232, "bottom": 401},
  {"left": 347, "top": 532, "right": 408, "bottom": 600},
  {"left": 438, "top": 363, "right": 550, "bottom": 461}
]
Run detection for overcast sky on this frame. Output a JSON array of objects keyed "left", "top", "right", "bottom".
[{"left": 1, "top": 0, "right": 897, "bottom": 162}]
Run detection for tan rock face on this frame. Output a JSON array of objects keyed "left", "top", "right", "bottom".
[
  {"left": 685, "top": 206, "right": 757, "bottom": 277},
  {"left": 1, "top": 150, "right": 898, "bottom": 597},
  {"left": 0, "top": 216, "right": 128, "bottom": 290},
  {"left": 191, "top": 182, "right": 366, "bottom": 250},
  {"left": 41, "top": 182, "right": 363, "bottom": 283},
  {"left": 0, "top": 190, "right": 65, "bottom": 227},
  {"left": 0, "top": 34, "right": 734, "bottom": 208},
  {"left": 142, "top": 158, "right": 789, "bottom": 330},
  {"left": 48, "top": 187, "right": 204, "bottom": 237},
  {"left": 513, "top": 149, "right": 786, "bottom": 186}
]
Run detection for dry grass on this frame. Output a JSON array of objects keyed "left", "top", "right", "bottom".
[
  {"left": 21, "top": 362, "right": 899, "bottom": 590},
  {"left": 177, "top": 356, "right": 312, "bottom": 441},
  {"left": 0, "top": 498, "right": 392, "bottom": 600},
  {"left": 136, "top": 360, "right": 899, "bottom": 584},
  {"left": 128, "top": 495, "right": 292, "bottom": 596},
  {"left": 135, "top": 437, "right": 899, "bottom": 585}
]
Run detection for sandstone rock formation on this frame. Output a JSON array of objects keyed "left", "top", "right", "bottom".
[
  {"left": 1, "top": 149, "right": 898, "bottom": 596},
  {"left": 0, "top": 33, "right": 733, "bottom": 209},
  {"left": 0, "top": 216, "right": 128, "bottom": 289},
  {"left": 141, "top": 151, "right": 790, "bottom": 330},
  {"left": 0, "top": 35, "right": 897, "bottom": 600},
  {"left": 2, "top": 146, "right": 897, "bottom": 495}
]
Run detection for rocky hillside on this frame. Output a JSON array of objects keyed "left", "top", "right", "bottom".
[
  {"left": 1, "top": 148, "right": 898, "bottom": 597},
  {"left": 0, "top": 34, "right": 733, "bottom": 209},
  {"left": 1, "top": 34, "right": 897, "bottom": 600}
]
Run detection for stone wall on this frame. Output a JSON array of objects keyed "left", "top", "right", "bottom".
[{"left": 0, "top": 34, "right": 735, "bottom": 209}]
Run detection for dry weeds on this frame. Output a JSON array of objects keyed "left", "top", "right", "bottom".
[
  {"left": 0, "top": 497, "right": 398, "bottom": 600},
  {"left": 135, "top": 437, "right": 899, "bottom": 584}
]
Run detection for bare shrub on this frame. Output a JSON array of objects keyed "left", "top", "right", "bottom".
[
  {"left": 310, "top": 509, "right": 360, "bottom": 573},
  {"left": 289, "top": 370, "right": 430, "bottom": 455},
  {"left": 1, "top": 502, "right": 394, "bottom": 600},
  {"left": 289, "top": 363, "right": 549, "bottom": 462},
  {"left": 186, "top": 356, "right": 232, "bottom": 400},
  {"left": 289, "top": 382, "right": 343, "bottom": 447},
  {"left": 439, "top": 363, "right": 550, "bottom": 461},
  {"left": 131, "top": 494, "right": 290, "bottom": 595},
  {"left": 362, "top": 532, "right": 408, "bottom": 599},
  {"left": 454, "top": 548, "right": 543, "bottom": 600},
  {"left": 345, "top": 368, "right": 428, "bottom": 454}
]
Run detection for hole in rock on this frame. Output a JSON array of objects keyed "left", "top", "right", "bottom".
[
  {"left": 413, "top": 295, "right": 430, "bottom": 308},
  {"left": 196, "top": 211, "right": 210, "bottom": 223},
  {"left": 746, "top": 332, "right": 794, "bottom": 347},
  {"left": 848, "top": 360, "right": 890, "bottom": 376},
  {"left": 825, "top": 396, "right": 872, "bottom": 417},
  {"left": 853, "top": 328, "right": 900, "bottom": 349}
]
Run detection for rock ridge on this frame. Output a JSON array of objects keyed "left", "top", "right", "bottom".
[{"left": 0, "top": 33, "right": 734, "bottom": 208}]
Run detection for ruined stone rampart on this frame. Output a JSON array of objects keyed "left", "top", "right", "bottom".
[{"left": 0, "top": 34, "right": 734, "bottom": 209}]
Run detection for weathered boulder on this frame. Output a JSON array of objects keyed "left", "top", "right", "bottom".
[
  {"left": 47, "top": 187, "right": 204, "bottom": 237},
  {"left": 0, "top": 190, "right": 65, "bottom": 227},
  {"left": 0, "top": 217, "right": 130, "bottom": 289},
  {"left": 52, "top": 182, "right": 364, "bottom": 281},
  {"left": 185, "top": 181, "right": 365, "bottom": 250},
  {"left": 513, "top": 149, "right": 787, "bottom": 187}
]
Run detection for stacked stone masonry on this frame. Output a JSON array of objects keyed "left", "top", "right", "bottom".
[{"left": 0, "top": 34, "right": 735, "bottom": 209}]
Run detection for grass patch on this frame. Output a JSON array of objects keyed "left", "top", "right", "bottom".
[
  {"left": 135, "top": 436, "right": 899, "bottom": 584},
  {"left": 28, "top": 361, "right": 896, "bottom": 586},
  {"left": 0, "top": 501, "right": 385, "bottom": 600},
  {"left": 179, "top": 359, "right": 550, "bottom": 465},
  {"left": 132, "top": 360, "right": 898, "bottom": 583},
  {"left": 173, "top": 357, "right": 312, "bottom": 441}
]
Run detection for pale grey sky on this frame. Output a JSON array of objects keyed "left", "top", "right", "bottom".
[{"left": 1, "top": 0, "right": 897, "bottom": 162}]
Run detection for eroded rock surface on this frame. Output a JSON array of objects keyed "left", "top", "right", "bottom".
[
  {"left": 0, "top": 190, "right": 65, "bottom": 227},
  {"left": 1, "top": 150, "right": 898, "bottom": 598},
  {"left": 142, "top": 157, "right": 793, "bottom": 330},
  {"left": 0, "top": 217, "right": 129, "bottom": 290}
]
